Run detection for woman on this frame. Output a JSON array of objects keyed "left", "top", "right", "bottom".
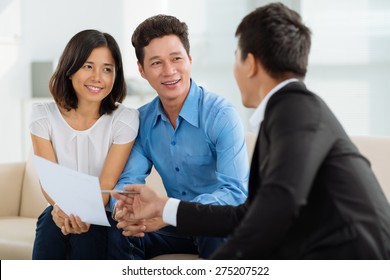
[{"left": 29, "top": 29, "right": 139, "bottom": 259}]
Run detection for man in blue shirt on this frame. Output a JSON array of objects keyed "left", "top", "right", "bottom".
[{"left": 109, "top": 14, "right": 249, "bottom": 259}]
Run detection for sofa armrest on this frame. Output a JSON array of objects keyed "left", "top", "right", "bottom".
[{"left": 0, "top": 162, "right": 25, "bottom": 216}]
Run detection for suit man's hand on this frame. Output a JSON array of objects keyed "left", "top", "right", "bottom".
[{"left": 111, "top": 184, "right": 168, "bottom": 220}]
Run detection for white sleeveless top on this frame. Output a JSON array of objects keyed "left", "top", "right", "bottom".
[{"left": 29, "top": 101, "right": 139, "bottom": 177}]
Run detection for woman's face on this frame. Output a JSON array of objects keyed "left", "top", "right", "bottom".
[{"left": 70, "top": 47, "right": 116, "bottom": 105}]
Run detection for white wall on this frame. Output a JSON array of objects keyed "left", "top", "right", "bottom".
[
  {"left": 1, "top": 0, "right": 24, "bottom": 163},
  {"left": 302, "top": 0, "right": 390, "bottom": 135}
]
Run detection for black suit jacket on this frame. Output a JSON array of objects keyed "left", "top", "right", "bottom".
[{"left": 176, "top": 82, "right": 390, "bottom": 259}]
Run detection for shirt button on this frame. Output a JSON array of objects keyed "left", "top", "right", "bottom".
[
  {"left": 171, "top": 141, "right": 176, "bottom": 146},
  {"left": 175, "top": 167, "right": 180, "bottom": 172},
  {"left": 182, "top": 191, "right": 187, "bottom": 195}
]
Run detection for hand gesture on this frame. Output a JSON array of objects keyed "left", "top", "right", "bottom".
[{"left": 112, "top": 184, "right": 168, "bottom": 221}]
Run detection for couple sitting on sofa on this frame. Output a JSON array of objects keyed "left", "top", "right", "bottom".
[
  {"left": 30, "top": 14, "right": 248, "bottom": 259},
  {"left": 31, "top": 3, "right": 390, "bottom": 260}
]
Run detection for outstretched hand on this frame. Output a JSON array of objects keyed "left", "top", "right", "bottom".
[{"left": 111, "top": 184, "right": 168, "bottom": 221}]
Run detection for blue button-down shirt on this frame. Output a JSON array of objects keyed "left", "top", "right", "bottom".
[{"left": 110, "top": 80, "right": 248, "bottom": 210}]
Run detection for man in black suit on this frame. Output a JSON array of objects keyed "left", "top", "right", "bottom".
[{"left": 113, "top": 2, "right": 390, "bottom": 259}]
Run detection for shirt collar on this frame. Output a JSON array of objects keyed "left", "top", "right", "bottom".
[
  {"left": 152, "top": 79, "right": 199, "bottom": 128},
  {"left": 249, "top": 78, "right": 299, "bottom": 133},
  {"left": 179, "top": 80, "right": 199, "bottom": 128},
  {"left": 153, "top": 100, "right": 166, "bottom": 126}
]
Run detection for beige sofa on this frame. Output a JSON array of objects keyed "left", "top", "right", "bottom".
[{"left": 1, "top": 134, "right": 389, "bottom": 260}]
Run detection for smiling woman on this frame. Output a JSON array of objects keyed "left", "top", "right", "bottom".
[{"left": 28, "top": 29, "right": 139, "bottom": 260}]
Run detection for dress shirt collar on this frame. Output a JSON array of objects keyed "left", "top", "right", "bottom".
[
  {"left": 249, "top": 78, "right": 299, "bottom": 133},
  {"left": 153, "top": 79, "right": 199, "bottom": 128}
]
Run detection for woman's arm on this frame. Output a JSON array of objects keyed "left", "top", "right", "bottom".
[
  {"left": 30, "top": 133, "right": 57, "bottom": 205},
  {"left": 99, "top": 140, "right": 135, "bottom": 206}
]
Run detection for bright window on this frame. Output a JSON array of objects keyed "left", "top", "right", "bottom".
[{"left": 301, "top": 0, "right": 390, "bottom": 135}]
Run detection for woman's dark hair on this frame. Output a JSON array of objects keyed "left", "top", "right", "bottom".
[
  {"left": 49, "top": 29, "right": 126, "bottom": 115},
  {"left": 235, "top": 3, "right": 311, "bottom": 79},
  {"left": 131, "top": 14, "right": 190, "bottom": 67}
]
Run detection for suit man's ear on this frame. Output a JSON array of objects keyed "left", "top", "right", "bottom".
[
  {"left": 246, "top": 53, "right": 258, "bottom": 78},
  {"left": 137, "top": 62, "right": 145, "bottom": 79}
]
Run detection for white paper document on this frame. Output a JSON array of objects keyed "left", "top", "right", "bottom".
[{"left": 33, "top": 155, "right": 110, "bottom": 226}]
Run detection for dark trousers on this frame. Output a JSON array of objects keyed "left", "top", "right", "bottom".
[
  {"left": 32, "top": 205, "right": 108, "bottom": 260},
  {"left": 107, "top": 221, "right": 226, "bottom": 259}
]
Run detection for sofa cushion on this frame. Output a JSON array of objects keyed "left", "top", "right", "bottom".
[
  {"left": 0, "top": 216, "right": 37, "bottom": 260},
  {"left": 0, "top": 162, "right": 25, "bottom": 216},
  {"left": 19, "top": 155, "right": 47, "bottom": 218},
  {"left": 351, "top": 136, "right": 390, "bottom": 202}
]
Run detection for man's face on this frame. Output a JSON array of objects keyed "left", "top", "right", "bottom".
[{"left": 138, "top": 35, "right": 192, "bottom": 103}]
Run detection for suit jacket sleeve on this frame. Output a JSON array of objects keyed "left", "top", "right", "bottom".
[
  {"left": 176, "top": 200, "right": 248, "bottom": 237},
  {"left": 211, "top": 90, "right": 338, "bottom": 259}
]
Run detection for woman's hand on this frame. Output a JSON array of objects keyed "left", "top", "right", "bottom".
[
  {"left": 51, "top": 204, "right": 68, "bottom": 229},
  {"left": 61, "top": 215, "right": 91, "bottom": 235},
  {"left": 51, "top": 204, "right": 90, "bottom": 235}
]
